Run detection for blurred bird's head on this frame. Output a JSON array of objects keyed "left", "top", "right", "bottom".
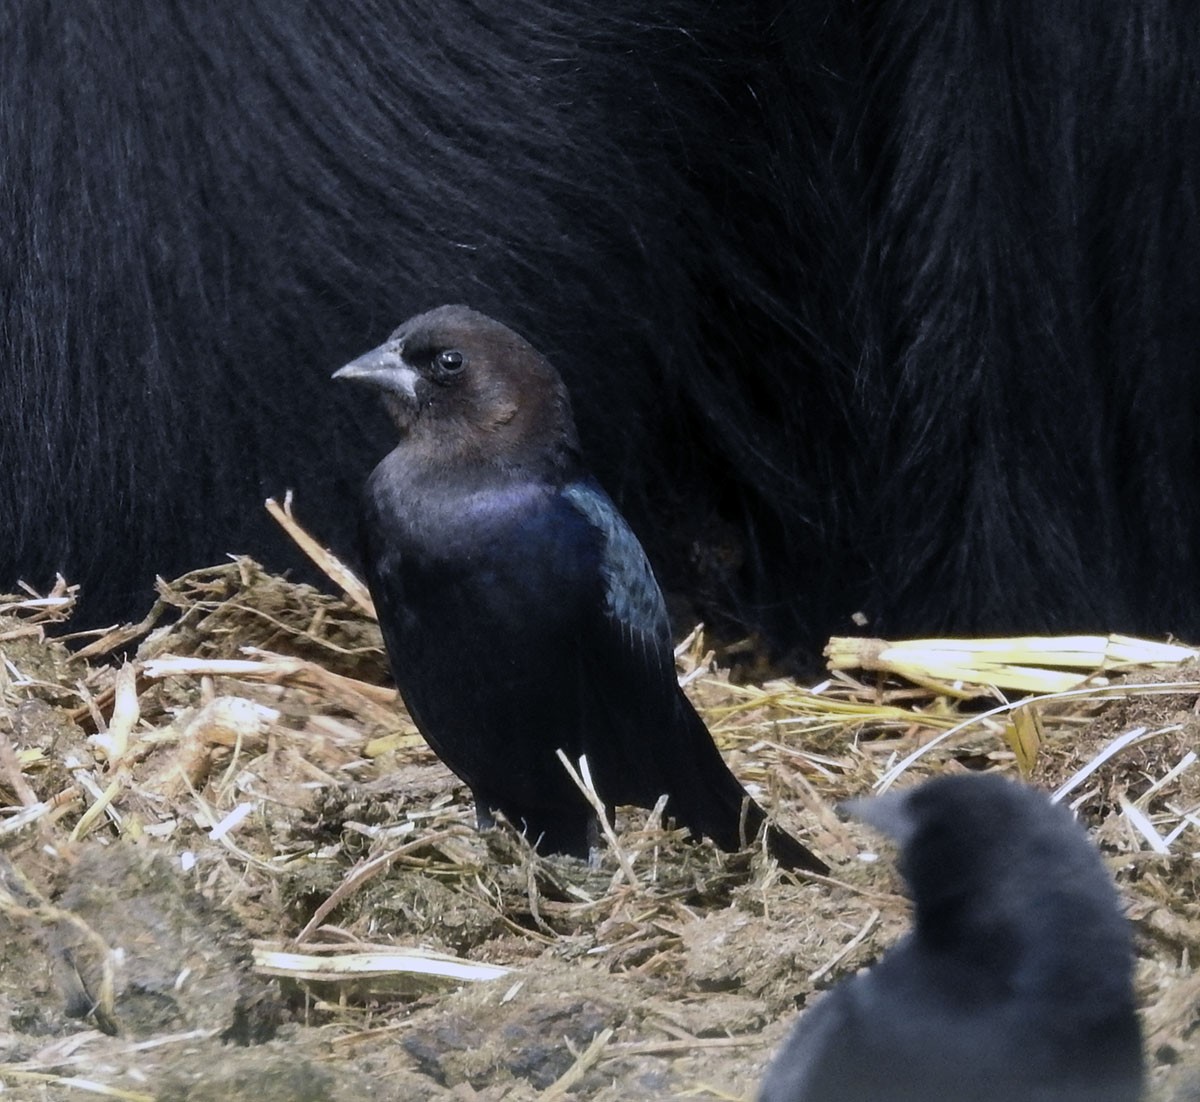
[
  {"left": 842, "top": 774, "right": 1131, "bottom": 983},
  {"left": 334, "top": 304, "right": 579, "bottom": 469}
]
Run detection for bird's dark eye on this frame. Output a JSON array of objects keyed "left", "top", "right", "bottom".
[{"left": 434, "top": 349, "right": 465, "bottom": 376}]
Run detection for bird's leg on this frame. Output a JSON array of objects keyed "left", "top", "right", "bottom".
[
  {"left": 472, "top": 792, "right": 498, "bottom": 831},
  {"left": 586, "top": 814, "right": 603, "bottom": 869}
]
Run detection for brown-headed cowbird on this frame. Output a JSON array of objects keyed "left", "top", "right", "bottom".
[
  {"left": 758, "top": 774, "right": 1143, "bottom": 1101},
  {"left": 334, "top": 305, "right": 825, "bottom": 872}
]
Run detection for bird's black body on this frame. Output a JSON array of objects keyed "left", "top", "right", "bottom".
[
  {"left": 759, "top": 775, "right": 1143, "bottom": 1101},
  {"left": 340, "top": 306, "right": 824, "bottom": 871}
]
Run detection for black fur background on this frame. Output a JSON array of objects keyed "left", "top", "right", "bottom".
[{"left": 4, "top": 2, "right": 1197, "bottom": 664}]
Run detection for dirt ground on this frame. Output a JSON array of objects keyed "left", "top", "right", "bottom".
[{"left": 1, "top": 561, "right": 1198, "bottom": 1100}]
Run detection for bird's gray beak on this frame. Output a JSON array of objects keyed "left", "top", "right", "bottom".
[
  {"left": 838, "top": 788, "right": 917, "bottom": 846},
  {"left": 333, "top": 344, "right": 420, "bottom": 401}
]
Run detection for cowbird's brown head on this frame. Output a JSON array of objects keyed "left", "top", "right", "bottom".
[{"left": 334, "top": 305, "right": 578, "bottom": 469}]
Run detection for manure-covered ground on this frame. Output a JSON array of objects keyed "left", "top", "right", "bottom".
[{"left": 1, "top": 561, "right": 1197, "bottom": 1100}]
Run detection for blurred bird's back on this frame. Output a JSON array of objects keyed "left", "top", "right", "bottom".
[{"left": 758, "top": 774, "right": 1142, "bottom": 1101}]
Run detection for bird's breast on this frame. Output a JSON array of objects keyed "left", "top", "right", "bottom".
[{"left": 369, "top": 474, "right": 601, "bottom": 633}]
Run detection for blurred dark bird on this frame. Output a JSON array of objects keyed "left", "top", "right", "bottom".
[
  {"left": 334, "top": 305, "right": 825, "bottom": 873},
  {"left": 758, "top": 774, "right": 1143, "bottom": 1101}
]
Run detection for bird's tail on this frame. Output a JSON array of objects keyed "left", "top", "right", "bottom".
[
  {"left": 762, "top": 820, "right": 828, "bottom": 875},
  {"left": 673, "top": 694, "right": 828, "bottom": 874}
]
